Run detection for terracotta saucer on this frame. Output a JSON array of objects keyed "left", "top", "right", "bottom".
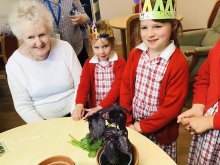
[{"left": 38, "top": 155, "right": 75, "bottom": 165}]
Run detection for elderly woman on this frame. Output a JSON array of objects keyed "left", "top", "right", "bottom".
[
  {"left": 0, "top": 0, "right": 89, "bottom": 66},
  {"left": 6, "top": 0, "right": 82, "bottom": 123}
]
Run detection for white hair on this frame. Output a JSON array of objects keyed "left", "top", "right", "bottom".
[{"left": 8, "top": 0, "right": 53, "bottom": 40}]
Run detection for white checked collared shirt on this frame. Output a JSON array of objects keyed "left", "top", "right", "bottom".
[
  {"left": 89, "top": 51, "right": 118, "bottom": 105},
  {"left": 132, "top": 42, "right": 176, "bottom": 121}
]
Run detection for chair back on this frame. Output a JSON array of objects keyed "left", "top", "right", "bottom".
[
  {"left": 0, "top": 36, "right": 7, "bottom": 79},
  {"left": 0, "top": 36, "right": 7, "bottom": 65},
  {"left": 126, "top": 14, "right": 140, "bottom": 59},
  {"left": 5, "top": 35, "right": 18, "bottom": 61},
  {"left": 201, "top": 2, "right": 220, "bottom": 49},
  {"left": 207, "top": 0, "right": 220, "bottom": 28}
]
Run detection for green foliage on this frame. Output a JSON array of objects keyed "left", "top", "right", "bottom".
[
  {"left": 0, "top": 142, "right": 6, "bottom": 157},
  {"left": 69, "top": 133, "right": 104, "bottom": 158}
]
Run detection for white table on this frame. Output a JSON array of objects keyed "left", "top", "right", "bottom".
[{"left": 0, "top": 117, "right": 176, "bottom": 165}]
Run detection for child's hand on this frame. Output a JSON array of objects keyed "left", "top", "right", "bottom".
[
  {"left": 181, "top": 116, "right": 214, "bottom": 135},
  {"left": 177, "top": 104, "right": 205, "bottom": 123},
  {"left": 82, "top": 106, "right": 102, "bottom": 120},
  {"left": 128, "top": 124, "right": 137, "bottom": 131},
  {"left": 71, "top": 104, "right": 85, "bottom": 121},
  {"left": 134, "top": 121, "right": 142, "bottom": 133}
]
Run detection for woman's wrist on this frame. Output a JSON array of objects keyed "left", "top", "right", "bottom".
[{"left": 79, "top": 13, "right": 89, "bottom": 25}]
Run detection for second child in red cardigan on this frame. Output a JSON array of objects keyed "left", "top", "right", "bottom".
[
  {"left": 72, "top": 20, "right": 126, "bottom": 121},
  {"left": 120, "top": 2, "right": 189, "bottom": 161}
]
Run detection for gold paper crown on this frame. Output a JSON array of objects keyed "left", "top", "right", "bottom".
[
  {"left": 140, "top": 0, "right": 176, "bottom": 20},
  {"left": 86, "top": 20, "right": 114, "bottom": 41}
]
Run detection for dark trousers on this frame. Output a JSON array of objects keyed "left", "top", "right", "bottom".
[{"left": 78, "top": 43, "right": 88, "bottom": 67}]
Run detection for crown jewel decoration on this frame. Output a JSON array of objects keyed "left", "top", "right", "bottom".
[
  {"left": 86, "top": 21, "right": 114, "bottom": 41},
  {"left": 138, "top": 0, "right": 176, "bottom": 20}
]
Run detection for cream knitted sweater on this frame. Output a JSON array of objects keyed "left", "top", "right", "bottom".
[{"left": 6, "top": 39, "right": 82, "bottom": 123}]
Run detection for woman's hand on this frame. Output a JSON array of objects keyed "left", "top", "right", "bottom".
[
  {"left": 69, "top": 13, "right": 88, "bottom": 25},
  {"left": 82, "top": 105, "right": 102, "bottom": 120},
  {"left": 71, "top": 104, "right": 85, "bottom": 121}
]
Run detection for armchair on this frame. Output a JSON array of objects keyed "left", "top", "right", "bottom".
[
  {"left": 179, "top": 29, "right": 210, "bottom": 75},
  {"left": 179, "top": 0, "right": 220, "bottom": 77},
  {"left": 179, "top": 0, "right": 220, "bottom": 107}
]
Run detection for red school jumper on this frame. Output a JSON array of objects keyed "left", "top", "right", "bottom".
[{"left": 120, "top": 48, "right": 189, "bottom": 145}]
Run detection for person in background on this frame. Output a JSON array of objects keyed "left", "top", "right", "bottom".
[
  {"left": 120, "top": 0, "right": 189, "bottom": 162},
  {"left": 177, "top": 40, "right": 220, "bottom": 164},
  {"left": 6, "top": 0, "right": 82, "bottom": 123},
  {"left": 0, "top": 0, "right": 89, "bottom": 66},
  {"left": 72, "top": 20, "right": 126, "bottom": 121},
  {"left": 80, "top": 0, "right": 93, "bottom": 54}
]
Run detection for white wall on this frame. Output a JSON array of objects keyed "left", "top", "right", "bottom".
[
  {"left": 0, "top": 0, "right": 217, "bottom": 41},
  {"left": 99, "top": 0, "right": 217, "bottom": 29},
  {"left": 99, "top": 0, "right": 134, "bottom": 44},
  {"left": 177, "top": 0, "right": 217, "bottom": 29},
  {"left": 99, "top": 0, "right": 133, "bottom": 19},
  {"left": 0, "top": 0, "right": 17, "bottom": 25}
]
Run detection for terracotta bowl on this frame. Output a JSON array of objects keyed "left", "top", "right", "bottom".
[
  {"left": 96, "top": 143, "right": 139, "bottom": 165},
  {"left": 38, "top": 155, "right": 75, "bottom": 165}
]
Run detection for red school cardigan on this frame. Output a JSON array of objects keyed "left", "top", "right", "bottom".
[
  {"left": 120, "top": 48, "right": 189, "bottom": 145},
  {"left": 192, "top": 40, "right": 220, "bottom": 130},
  {"left": 75, "top": 54, "right": 126, "bottom": 108}
]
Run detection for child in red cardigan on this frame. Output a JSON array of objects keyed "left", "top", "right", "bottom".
[
  {"left": 177, "top": 40, "right": 220, "bottom": 165},
  {"left": 72, "top": 20, "right": 126, "bottom": 121},
  {"left": 120, "top": 0, "right": 189, "bottom": 162}
]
